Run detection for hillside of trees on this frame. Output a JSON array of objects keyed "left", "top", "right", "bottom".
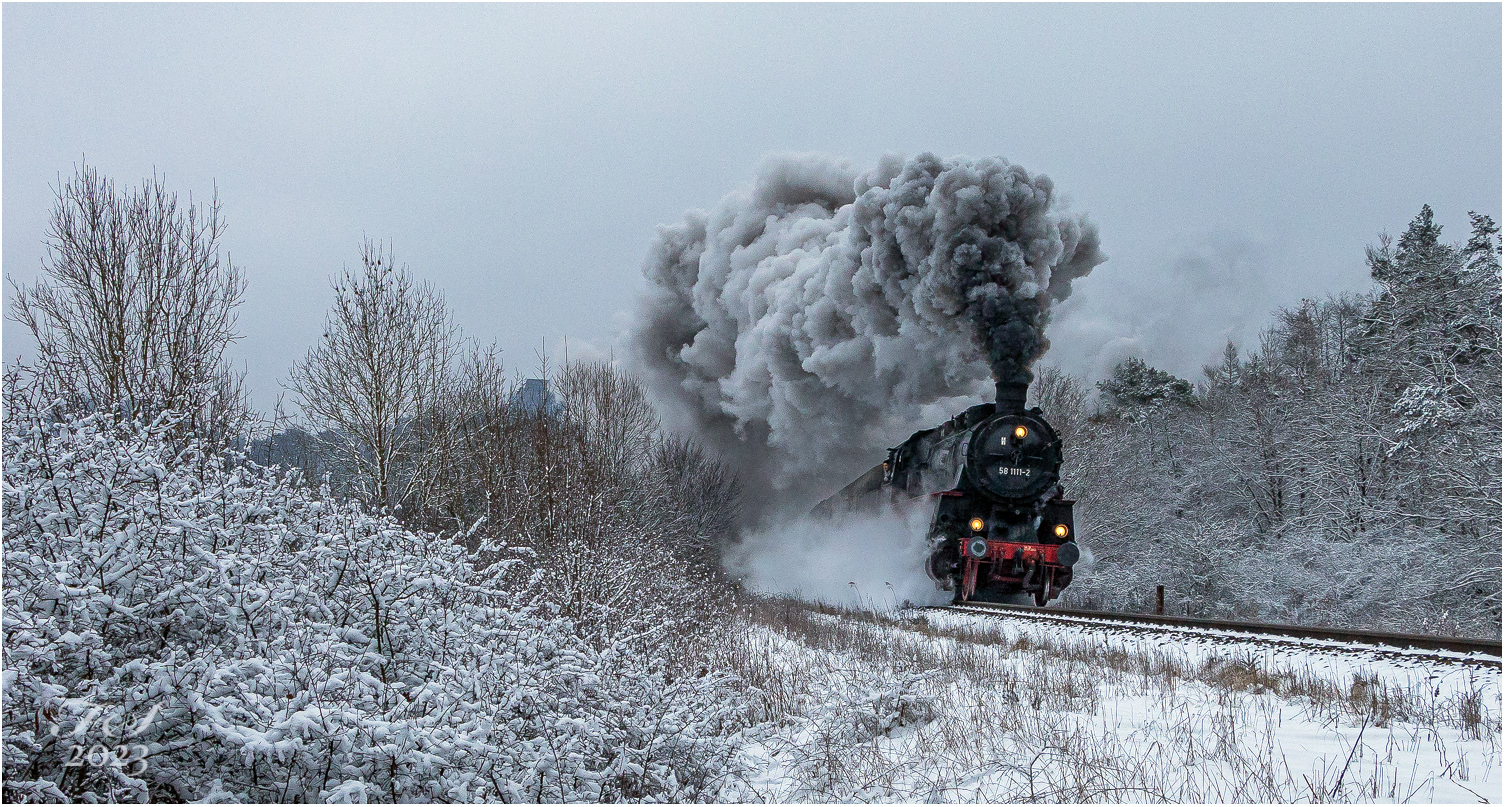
[{"left": 1040, "top": 206, "right": 1501, "bottom": 638}]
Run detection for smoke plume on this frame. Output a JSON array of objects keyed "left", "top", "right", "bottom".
[{"left": 628, "top": 153, "right": 1104, "bottom": 520}]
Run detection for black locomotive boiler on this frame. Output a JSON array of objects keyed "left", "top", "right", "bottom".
[{"left": 814, "top": 378, "right": 1078, "bottom": 605}]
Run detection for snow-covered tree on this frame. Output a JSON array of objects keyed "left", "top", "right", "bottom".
[
  {"left": 1060, "top": 207, "right": 1500, "bottom": 635},
  {"left": 1095, "top": 357, "right": 1196, "bottom": 416}
]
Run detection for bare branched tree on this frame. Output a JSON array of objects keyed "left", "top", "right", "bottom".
[
  {"left": 401, "top": 352, "right": 740, "bottom": 647},
  {"left": 553, "top": 360, "right": 660, "bottom": 481},
  {"left": 8, "top": 162, "right": 248, "bottom": 437},
  {"left": 651, "top": 433, "right": 741, "bottom": 570},
  {"left": 285, "top": 240, "right": 459, "bottom": 512},
  {"left": 410, "top": 341, "right": 520, "bottom": 534},
  {"left": 1030, "top": 364, "right": 1090, "bottom": 448}
]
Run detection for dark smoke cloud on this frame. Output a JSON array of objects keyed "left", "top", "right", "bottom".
[{"left": 628, "top": 153, "right": 1104, "bottom": 520}]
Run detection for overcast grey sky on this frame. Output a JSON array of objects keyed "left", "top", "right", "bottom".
[{"left": 5, "top": 3, "right": 1499, "bottom": 414}]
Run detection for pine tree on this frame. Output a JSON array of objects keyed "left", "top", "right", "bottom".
[
  {"left": 1464, "top": 211, "right": 1501, "bottom": 274},
  {"left": 1395, "top": 203, "right": 1450, "bottom": 269},
  {"left": 1096, "top": 357, "right": 1196, "bottom": 414}
]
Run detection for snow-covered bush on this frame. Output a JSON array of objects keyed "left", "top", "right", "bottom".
[
  {"left": 2, "top": 371, "right": 749, "bottom": 802},
  {"left": 847, "top": 676, "right": 939, "bottom": 741}
]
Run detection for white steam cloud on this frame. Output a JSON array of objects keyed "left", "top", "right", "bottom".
[
  {"left": 627, "top": 153, "right": 1104, "bottom": 521},
  {"left": 724, "top": 502, "right": 950, "bottom": 608}
]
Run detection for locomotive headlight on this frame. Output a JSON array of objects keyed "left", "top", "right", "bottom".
[
  {"left": 1013, "top": 425, "right": 1028, "bottom": 439},
  {"left": 1054, "top": 524, "right": 1070, "bottom": 539},
  {"left": 969, "top": 517, "right": 985, "bottom": 532}
]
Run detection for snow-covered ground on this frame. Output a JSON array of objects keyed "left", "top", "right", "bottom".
[
  {"left": 720, "top": 599, "right": 1502, "bottom": 803},
  {"left": 931, "top": 604, "right": 1500, "bottom": 704}
]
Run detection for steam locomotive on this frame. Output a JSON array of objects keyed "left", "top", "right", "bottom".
[{"left": 814, "top": 379, "right": 1078, "bottom": 605}]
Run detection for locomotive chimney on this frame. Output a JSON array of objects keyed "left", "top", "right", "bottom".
[{"left": 995, "top": 371, "right": 1031, "bottom": 414}]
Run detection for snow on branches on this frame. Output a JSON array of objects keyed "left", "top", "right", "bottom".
[{"left": 2, "top": 370, "right": 748, "bottom": 802}]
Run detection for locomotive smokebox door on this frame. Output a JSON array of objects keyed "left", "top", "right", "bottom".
[{"left": 1037, "top": 498, "right": 1075, "bottom": 544}]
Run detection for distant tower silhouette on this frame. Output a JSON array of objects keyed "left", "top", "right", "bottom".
[{"left": 513, "top": 378, "right": 557, "bottom": 415}]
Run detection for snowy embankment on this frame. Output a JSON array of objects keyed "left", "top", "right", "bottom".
[
  {"left": 718, "top": 598, "right": 1502, "bottom": 803},
  {"left": 928, "top": 605, "right": 1499, "bottom": 705}
]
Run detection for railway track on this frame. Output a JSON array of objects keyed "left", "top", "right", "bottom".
[{"left": 938, "top": 600, "right": 1502, "bottom": 662}]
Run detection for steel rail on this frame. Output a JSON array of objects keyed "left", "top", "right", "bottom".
[{"left": 941, "top": 601, "right": 1502, "bottom": 658}]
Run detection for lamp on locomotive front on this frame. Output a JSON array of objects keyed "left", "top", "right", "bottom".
[
  {"left": 969, "top": 517, "right": 985, "bottom": 532},
  {"left": 1013, "top": 425, "right": 1028, "bottom": 439},
  {"left": 1054, "top": 524, "right": 1070, "bottom": 539}
]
